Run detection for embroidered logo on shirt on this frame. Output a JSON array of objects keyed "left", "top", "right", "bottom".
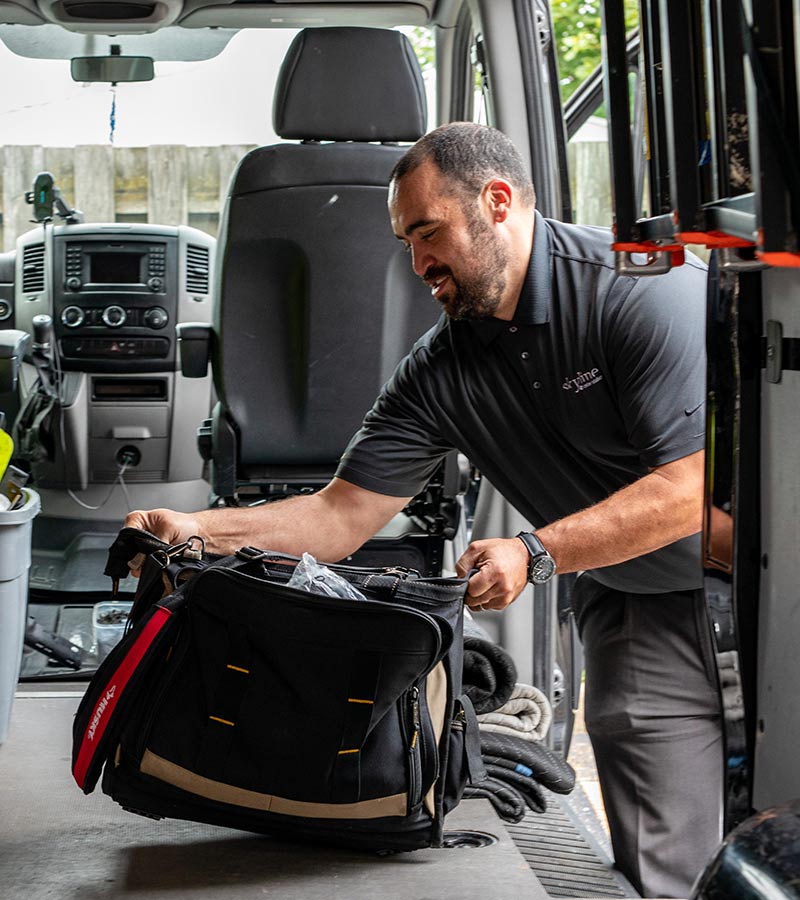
[{"left": 562, "top": 368, "right": 604, "bottom": 393}]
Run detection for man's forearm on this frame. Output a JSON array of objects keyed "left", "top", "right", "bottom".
[
  {"left": 457, "top": 450, "right": 705, "bottom": 610},
  {"left": 537, "top": 450, "right": 705, "bottom": 574},
  {"left": 127, "top": 478, "right": 411, "bottom": 561},
  {"left": 192, "top": 492, "right": 358, "bottom": 558}
]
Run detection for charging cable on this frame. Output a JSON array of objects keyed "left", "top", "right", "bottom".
[{"left": 68, "top": 458, "right": 133, "bottom": 511}]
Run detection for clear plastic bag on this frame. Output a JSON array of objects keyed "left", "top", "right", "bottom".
[{"left": 286, "top": 552, "right": 367, "bottom": 601}]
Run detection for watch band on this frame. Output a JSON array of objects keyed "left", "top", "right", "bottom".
[
  {"left": 516, "top": 530, "right": 547, "bottom": 559},
  {"left": 515, "top": 531, "right": 557, "bottom": 584}
]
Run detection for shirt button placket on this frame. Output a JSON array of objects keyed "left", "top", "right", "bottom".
[
  {"left": 505, "top": 325, "right": 549, "bottom": 405},
  {"left": 519, "top": 349, "right": 543, "bottom": 394}
]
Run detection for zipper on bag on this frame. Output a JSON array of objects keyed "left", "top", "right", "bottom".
[
  {"left": 235, "top": 546, "right": 420, "bottom": 578},
  {"left": 406, "top": 685, "right": 423, "bottom": 810}
]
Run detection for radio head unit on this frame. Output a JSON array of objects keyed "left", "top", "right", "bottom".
[
  {"left": 64, "top": 239, "right": 167, "bottom": 294},
  {"left": 50, "top": 226, "right": 181, "bottom": 373}
]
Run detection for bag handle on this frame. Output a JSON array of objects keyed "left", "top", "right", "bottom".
[{"left": 105, "top": 526, "right": 204, "bottom": 595}]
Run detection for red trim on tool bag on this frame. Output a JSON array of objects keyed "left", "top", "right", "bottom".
[{"left": 72, "top": 607, "right": 172, "bottom": 789}]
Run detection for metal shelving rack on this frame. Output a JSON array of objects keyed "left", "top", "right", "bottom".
[{"left": 601, "top": 0, "right": 800, "bottom": 275}]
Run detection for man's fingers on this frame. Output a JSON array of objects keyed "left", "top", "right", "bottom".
[
  {"left": 465, "top": 566, "right": 494, "bottom": 600},
  {"left": 458, "top": 537, "right": 530, "bottom": 612},
  {"left": 122, "top": 508, "right": 193, "bottom": 546},
  {"left": 456, "top": 547, "right": 480, "bottom": 578},
  {"left": 124, "top": 510, "right": 147, "bottom": 530},
  {"left": 465, "top": 565, "right": 513, "bottom": 611}
]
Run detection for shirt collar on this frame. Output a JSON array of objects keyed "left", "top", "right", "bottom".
[{"left": 468, "top": 209, "right": 552, "bottom": 346}]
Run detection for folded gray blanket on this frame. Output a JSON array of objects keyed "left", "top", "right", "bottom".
[
  {"left": 462, "top": 615, "right": 518, "bottom": 714},
  {"left": 477, "top": 682, "right": 553, "bottom": 741}
]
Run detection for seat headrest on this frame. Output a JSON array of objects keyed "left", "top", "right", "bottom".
[{"left": 273, "top": 27, "right": 427, "bottom": 143}]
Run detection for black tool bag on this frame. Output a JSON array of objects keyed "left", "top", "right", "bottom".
[{"left": 72, "top": 529, "right": 485, "bottom": 851}]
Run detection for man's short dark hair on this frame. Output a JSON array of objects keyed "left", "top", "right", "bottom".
[{"left": 390, "top": 122, "right": 536, "bottom": 208}]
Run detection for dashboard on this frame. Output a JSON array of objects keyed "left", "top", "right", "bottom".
[
  {"left": 9, "top": 222, "right": 215, "bottom": 487},
  {"left": 15, "top": 222, "right": 214, "bottom": 374}
]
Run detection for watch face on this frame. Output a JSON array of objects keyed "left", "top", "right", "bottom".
[{"left": 530, "top": 556, "right": 556, "bottom": 584}]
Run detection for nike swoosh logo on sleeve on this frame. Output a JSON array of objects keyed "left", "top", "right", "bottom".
[{"left": 684, "top": 401, "right": 705, "bottom": 416}]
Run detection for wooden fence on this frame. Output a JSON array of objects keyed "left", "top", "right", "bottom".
[
  {"left": 567, "top": 140, "right": 612, "bottom": 228},
  {"left": 0, "top": 141, "right": 612, "bottom": 252},
  {"left": 0, "top": 144, "right": 257, "bottom": 251}
]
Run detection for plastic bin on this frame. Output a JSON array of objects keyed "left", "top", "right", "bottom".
[
  {"left": 0, "top": 489, "right": 41, "bottom": 744},
  {"left": 93, "top": 600, "right": 133, "bottom": 661}
]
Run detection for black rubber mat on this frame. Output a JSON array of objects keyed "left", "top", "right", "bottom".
[{"left": 506, "top": 793, "right": 640, "bottom": 898}]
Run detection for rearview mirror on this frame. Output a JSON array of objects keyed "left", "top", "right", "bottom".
[{"left": 70, "top": 56, "right": 154, "bottom": 83}]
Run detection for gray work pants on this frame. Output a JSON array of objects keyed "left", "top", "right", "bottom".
[{"left": 572, "top": 574, "right": 724, "bottom": 899}]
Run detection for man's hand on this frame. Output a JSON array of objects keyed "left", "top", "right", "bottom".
[
  {"left": 124, "top": 508, "right": 206, "bottom": 547},
  {"left": 456, "top": 537, "right": 530, "bottom": 611}
]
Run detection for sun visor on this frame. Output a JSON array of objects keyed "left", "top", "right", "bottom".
[{"left": 35, "top": 0, "right": 183, "bottom": 32}]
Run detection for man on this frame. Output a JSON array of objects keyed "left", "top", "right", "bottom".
[{"left": 127, "top": 123, "right": 721, "bottom": 898}]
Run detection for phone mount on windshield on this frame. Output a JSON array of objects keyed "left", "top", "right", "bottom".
[{"left": 25, "top": 172, "right": 83, "bottom": 225}]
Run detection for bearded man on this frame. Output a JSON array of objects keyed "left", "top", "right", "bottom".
[{"left": 127, "top": 122, "right": 720, "bottom": 898}]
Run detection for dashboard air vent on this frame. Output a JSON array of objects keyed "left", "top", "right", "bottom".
[
  {"left": 186, "top": 245, "right": 210, "bottom": 294},
  {"left": 22, "top": 243, "right": 45, "bottom": 293}
]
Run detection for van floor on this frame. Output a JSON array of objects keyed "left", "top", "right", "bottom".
[{"left": 0, "top": 688, "right": 639, "bottom": 900}]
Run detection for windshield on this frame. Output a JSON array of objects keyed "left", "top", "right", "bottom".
[
  {"left": 0, "top": 28, "right": 297, "bottom": 147},
  {"left": 0, "top": 24, "right": 435, "bottom": 245}
]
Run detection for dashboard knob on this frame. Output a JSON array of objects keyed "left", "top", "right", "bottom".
[
  {"left": 65, "top": 276, "right": 82, "bottom": 291},
  {"left": 102, "top": 305, "right": 127, "bottom": 327},
  {"left": 143, "top": 306, "right": 168, "bottom": 329},
  {"left": 147, "top": 276, "right": 164, "bottom": 292},
  {"left": 61, "top": 305, "right": 85, "bottom": 328}
]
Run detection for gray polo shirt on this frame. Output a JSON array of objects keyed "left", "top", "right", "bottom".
[{"left": 336, "top": 212, "right": 708, "bottom": 593}]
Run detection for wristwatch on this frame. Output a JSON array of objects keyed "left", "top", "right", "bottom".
[{"left": 516, "top": 531, "right": 557, "bottom": 584}]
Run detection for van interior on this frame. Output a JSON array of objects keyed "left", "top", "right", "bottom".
[{"left": 1, "top": 0, "right": 799, "bottom": 897}]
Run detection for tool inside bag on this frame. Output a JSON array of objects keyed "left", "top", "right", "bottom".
[{"left": 72, "top": 528, "right": 486, "bottom": 851}]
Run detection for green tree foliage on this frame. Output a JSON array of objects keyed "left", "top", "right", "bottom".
[
  {"left": 551, "top": 0, "right": 639, "bottom": 103},
  {"left": 408, "top": 26, "right": 435, "bottom": 74}
]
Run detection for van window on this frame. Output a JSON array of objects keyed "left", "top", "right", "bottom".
[
  {"left": 400, "top": 25, "right": 436, "bottom": 129},
  {"left": 555, "top": 1, "right": 639, "bottom": 226}
]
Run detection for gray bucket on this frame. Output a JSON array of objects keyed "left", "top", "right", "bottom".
[{"left": 0, "top": 489, "right": 41, "bottom": 744}]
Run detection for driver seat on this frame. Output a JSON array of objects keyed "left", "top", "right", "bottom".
[{"left": 178, "top": 27, "right": 462, "bottom": 570}]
